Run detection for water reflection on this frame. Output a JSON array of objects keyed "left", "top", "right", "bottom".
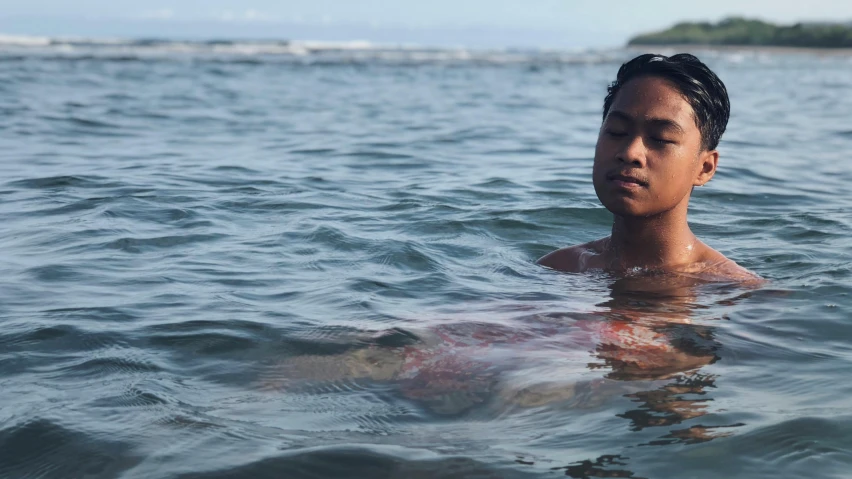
[
  {"left": 552, "top": 454, "right": 646, "bottom": 479},
  {"left": 260, "top": 271, "right": 756, "bottom": 475},
  {"left": 547, "top": 272, "right": 752, "bottom": 477}
]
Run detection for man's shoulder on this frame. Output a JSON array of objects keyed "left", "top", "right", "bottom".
[
  {"left": 536, "top": 238, "right": 608, "bottom": 273},
  {"left": 694, "top": 243, "right": 763, "bottom": 283}
]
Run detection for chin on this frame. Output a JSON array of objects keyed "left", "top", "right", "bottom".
[
  {"left": 596, "top": 184, "right": 681, "bottom": 218},
  {"left": 596, "top": 189, "right": 639, "bottom": 216},
  {"left": 599, "top": 196, "right": 661, "bottom": 218},
  {"left": 603, "top": 202, "right": 646, "bottom": 218}
]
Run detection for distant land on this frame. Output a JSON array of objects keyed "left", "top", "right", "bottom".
[{"left": 629, "top": 17, "right": 852, "bottom": 49}]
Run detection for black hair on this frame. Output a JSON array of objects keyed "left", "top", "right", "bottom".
[{"left": 602, "top": 53, "right": 730, "bottom": 151}]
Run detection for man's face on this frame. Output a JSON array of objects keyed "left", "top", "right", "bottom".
[{"left": 592, "top": 75, "right": 713, "bottom": 218}]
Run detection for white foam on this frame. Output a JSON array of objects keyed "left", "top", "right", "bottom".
[
  {"left": 299, "top": 40, "right": 376, "bottom": 51},
  {"left": 0, "top": 34, "right": 51, "bottom": 47},
  {"left": 5, "top": 34, "right": 818, "bottom": 67},
  {"left": 0, "top": 32, "right": 640, "bottom": 65}
]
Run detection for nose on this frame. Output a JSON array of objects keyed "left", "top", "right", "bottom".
[{"left": 617, "top": 135, "right": 646, "bottom": 166}]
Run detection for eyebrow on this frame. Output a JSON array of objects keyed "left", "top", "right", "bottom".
[{"left": 606, "top": 110, "right": 686, "bottom": 135}]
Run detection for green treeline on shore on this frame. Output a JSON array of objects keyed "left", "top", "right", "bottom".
[{"left": 629, "top": 17, "right": 852, "bottom": 48}]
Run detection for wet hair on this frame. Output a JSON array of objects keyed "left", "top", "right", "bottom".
[{"left": 602, "top": 53, "right": 730, "bottom": 151}]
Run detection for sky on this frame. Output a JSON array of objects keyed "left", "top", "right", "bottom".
[{"left": 1, "top": 0, "right": 852, "bottom": 48}]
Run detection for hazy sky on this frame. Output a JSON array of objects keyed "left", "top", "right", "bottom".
[{"left": 2, "top": 0, "right": 852, "bottom": 47}]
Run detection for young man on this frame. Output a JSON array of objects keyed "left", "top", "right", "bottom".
[
  {"left": 538, "top": 53, "right": 759, "bottom": 281},
  {"left": 263, "top": 54, "right": 755, "bottom": 413}
]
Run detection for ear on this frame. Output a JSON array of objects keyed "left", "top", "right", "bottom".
[{"left": 694, "top": 150, "right": 718, "bottom": 186}]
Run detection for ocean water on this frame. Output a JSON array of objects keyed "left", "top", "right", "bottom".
[{"left": 1, "top": 39, "right": 852, "bottom": 479}]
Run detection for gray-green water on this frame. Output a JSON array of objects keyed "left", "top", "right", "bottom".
[{"left": 1, "top": 40, "right": 851, "bottom": 478}]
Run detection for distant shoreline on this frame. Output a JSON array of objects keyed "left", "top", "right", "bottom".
[
  {"left": 629, "top": 17, "right": 852, "bottom": 50},
  {"left": 626, "top": 44, "right": 852, "bottom": 55}
]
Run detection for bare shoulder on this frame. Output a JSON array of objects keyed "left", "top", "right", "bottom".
[
  {"left": 537, "top": 238, "right": 608, "bottom": 273},
  {"left": 694, "top": 243, "right": 764, "bottom": 284}
]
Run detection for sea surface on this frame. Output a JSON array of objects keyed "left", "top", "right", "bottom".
[{"left": 1, "top": 38, "right": 852, "bottom": 479}]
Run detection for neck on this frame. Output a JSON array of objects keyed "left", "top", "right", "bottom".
[{"left": 606, "top": 205, "right": 697, "bottom": 271}]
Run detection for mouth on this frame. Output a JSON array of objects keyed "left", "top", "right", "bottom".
[{"left": 607, "top": 172, "right": 648, "bottom": 188}]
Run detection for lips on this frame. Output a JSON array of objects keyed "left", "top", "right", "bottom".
[{"left": 607, "top": 172, "right": 648, "bottom": 187}]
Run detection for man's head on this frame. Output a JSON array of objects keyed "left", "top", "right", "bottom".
[{"left": 593, "top": 53, "right": 730, "bottom": 218}]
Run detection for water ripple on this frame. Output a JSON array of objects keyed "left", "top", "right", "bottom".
[{"left": 0, "top": 46, "right": 850, "bottom": 479}]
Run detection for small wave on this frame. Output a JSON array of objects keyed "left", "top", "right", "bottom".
[
  {"left": 63, "top": 115, "right": 120, "bottom": 129},
  {"left": 677, "top": 416, "right": 852, "bottom": 479},
  {"left": 42, "top": 306, "right": 138, "bottom": 323},
  {"left": 171, "top": 445, "right": 517, "bottom": 479},
  {"left": 103, "top": 233, "right": 227, "bottom": 253},
  {"left": 52, "top": 355, "right": 165, "bottom": 379},
  {"left": 143, "top": 320, "right": 269, "bottom": 356},
  {"left": 34, "top": 196, "right": 113, "bottom": 217},
  {"left": 92, "top": 386, "right": 171, "bottom": 408},
  {"left": 27, "top": 264, "right": 90, "bottom": 282},
  {"left": 0, "top": 419, "right": 140, "bottom": 478},
  {"left": 371, "top": 240, "right": 442, "bottom": 273},
  {"left": 146, "top": 332, "right": 259, "bottom": 362},
  {"left": 8, "top": 174, "right": 118, "bottom": 190}
]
